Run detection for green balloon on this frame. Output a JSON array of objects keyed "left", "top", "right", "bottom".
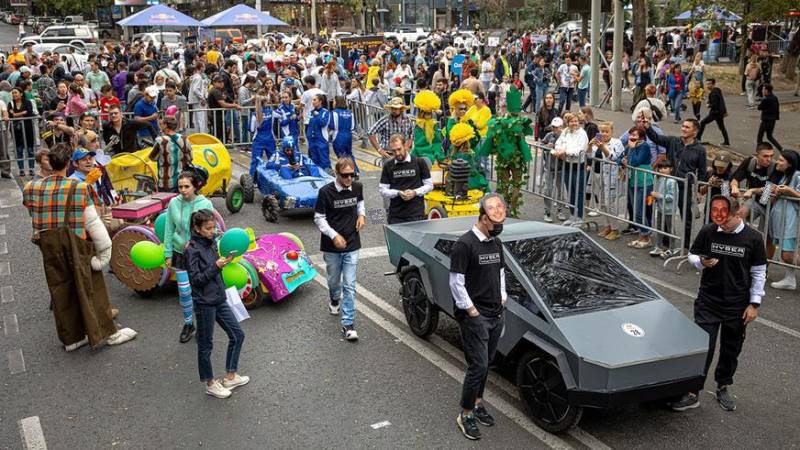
[
  {"left": 130, "top": 241, "right": 165, "bottom": 270},
  {"left": 154, "top": 213, "right": 167, "bottom": 243},
  {"left": 218, "top": 228, "right": 251, "bottom": 258},
  {"left": 221, "top": 263, "right": 249, "bottom": 289}
]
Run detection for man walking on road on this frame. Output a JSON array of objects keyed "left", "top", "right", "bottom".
[
  {"left": 379, "top": 134, "right": 433, "bottom": 224},
  {"left": 756, "top": 83, "right": 782, "bottom": 151},
  {"left": 22, "top": 144, "right": 136, "bottom": 351},
  {"left": 449, "top": 193, "right": 508, "bottom": 440},
  {"left": 314, "top": 157, "right": 366, "bottom": 341},
  {"left": 697, "top": 78, "right": 730, "bottom": 146},
  {"left": 672, "top": 195, "right": 766, "bottom": 412}
]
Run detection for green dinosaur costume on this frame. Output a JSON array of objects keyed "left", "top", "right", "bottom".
[
  {"left": 412, "top": 121, "right": 444, "bottom": 163},
  {"left": 476, "top": 87, "right": 533, "bottom": 216}
]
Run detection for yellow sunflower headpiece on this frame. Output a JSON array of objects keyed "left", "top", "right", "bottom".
[
  {"left": 448, "top": 89, "right": 474, "bottom": 110},
  {"left": 449, "top": 122, "right": 476, "bottom": 147},
  {"left": 413, "top": 90, "right": 441, "bottom": 112}
]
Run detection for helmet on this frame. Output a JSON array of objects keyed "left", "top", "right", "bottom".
[{"left": 281, "top": 136, "right": 295, "bottom": 148}]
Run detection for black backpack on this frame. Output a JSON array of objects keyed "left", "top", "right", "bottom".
[{"left": 646, "top": 98, "right": 663, "bottom": 122}]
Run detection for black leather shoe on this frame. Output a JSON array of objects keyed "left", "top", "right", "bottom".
[{"left": 179, "top": 323, "right": 195, "bottom": 343}]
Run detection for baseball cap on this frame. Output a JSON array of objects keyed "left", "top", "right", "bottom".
[
  {"left": 145, "top": 86, "right": 159, "bottom": 97},
  {"left": 71, "top": 148, "right": 96, "bottom": 161},
  {"left": 550, "top": 117, "right": 564, "bottom": 128}
]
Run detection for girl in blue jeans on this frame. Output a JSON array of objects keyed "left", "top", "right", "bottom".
[{"left": 185, "top": 209, "right": 248, "bottom": 399}]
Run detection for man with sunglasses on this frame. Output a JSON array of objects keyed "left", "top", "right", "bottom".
[
  {"left": 102, "top": 104, "right": 157, "bottom": 155},
  {"left": 314, "top": 157, "right": 366, "bottom": 341},
  {"left": 449, "top": 193, "right": 508, "bottom": 440}
]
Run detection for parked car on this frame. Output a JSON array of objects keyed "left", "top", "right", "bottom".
[
  {"left": 246, "top": 31, "right": 297, "bottom": 47},
  {"left": 213, "top": 28, "right": 244, "bottom": 45},
  {"left": 9, "top": 14, "right": 23, "bottom": 25},
  {"left": 132, "top": 32, "right": 182, "bottom": 52},
  {"left": 32, "top": 43, "right": 89, "bottom": 69},
  {"left": 20, "top": 24, "right": 98, "bottom": 48},
  {"left": 383, "top": 26, "right": 428, "bottom": 43}
]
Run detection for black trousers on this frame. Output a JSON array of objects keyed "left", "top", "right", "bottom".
[
  {"left": 387, "top": 214, "right": 424, "bottom": 224},
  {"left": 695, "top": 317, "right": 747, "bottom": 391},
  {"left": 697, "top": 113, "right": 730, "bottom": 144},
  {"left": 757, "top": 120, "right": 783, "bottom": 151},
  {"left": 459, "top": 313, "right": 503, "bottom": 410}
]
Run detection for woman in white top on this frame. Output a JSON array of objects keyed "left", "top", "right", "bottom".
[
  {"left": 480, "top": 55, "right": 494, "bottom": 93},
  {"left": 553, "top": 113, "right": 589, "bottom": 227},
  {"left": 690, "top": 52, "right": 705, "bottom": 84},
  {"left": 588, "top": 121, "right": 625, "bottom": 240}
]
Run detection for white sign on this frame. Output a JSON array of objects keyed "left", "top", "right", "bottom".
[
  {"left": 621, "top": 323, "right": 645, "bottom": 337},
  {"left": 488, "top": 37, "right": 500, "bottom": 47}
]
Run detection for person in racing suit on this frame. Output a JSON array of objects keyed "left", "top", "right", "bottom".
[
  {"left": 305, "top": 93, "right": 332, "bottom": 171},
  {"left": 250, "top": 94, "right": 279, "bottom": 177},
  {"left": 329, "top": 96, "right": 358, "bottom": 176},
  {"left": 266, "top": 137, "right": 320, "bottom": 179},
  {"left": 277, "top": 90, "right": 300, "bottom": 153}
]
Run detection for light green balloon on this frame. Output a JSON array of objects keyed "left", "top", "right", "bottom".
[
  {"left": 221, "top": 263, "right": 249, "bottom": 289},
  {"left": 154, "top": 213, "right": 167, "bottom": 242},
  {"left": 130, "top": 241, "right": 165, "bottom": 270}
]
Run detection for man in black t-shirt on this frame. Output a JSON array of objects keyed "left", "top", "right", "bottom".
[
  {"left": 731, "top": 142, "right": 775, "bottom": 230},
  {"left": 449, "top": 193, "right": 508, "bottom": 440},
  {"left": 206, "top": 75, "right": 240, "bottom": 143},
  {"left": 379, "top": 134, "right": 433, "bottom": 224},
  {"left": 313, "top": 157, "right": 366, "bottom": 341},
  {"left": 671, "top": 196, "right": 767, "bottom": 413}
]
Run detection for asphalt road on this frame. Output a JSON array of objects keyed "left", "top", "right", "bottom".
[{"left": 2, "top": 156, "right": 799, "bottom": 449}]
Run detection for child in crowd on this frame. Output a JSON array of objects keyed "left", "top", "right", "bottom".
[
  {"left": 650, "top": 159, "right": 679, "bottom": 259},
  {"left": 65, "top": 83, "right": 88, "bottom": 117},
  {"left": 184, "top": 209, "right": 248, "bottom": 399},
  {"left": 98, "top": 84, "right": 120, "bottom": 124}
]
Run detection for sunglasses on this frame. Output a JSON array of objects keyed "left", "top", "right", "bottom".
[{"left": 338, "top": 172, "right": 356, "bottom": 179}]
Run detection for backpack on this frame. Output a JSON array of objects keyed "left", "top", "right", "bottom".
[
  {"left": 646, "top": 98, "right": 663, "bottom": 122},
  {"left": 745, "top": 156, "right": 775, "bottom": 188}
]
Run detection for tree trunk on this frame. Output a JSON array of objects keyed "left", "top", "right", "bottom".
[
  {"left": 780, "top": 31, "right": 800, "bottom": 80},
  {"left": 462, "top": 0, "right": 470, "bottom": 28},
  {"left": 632, "top": 0, "right": 647, "bottom": 54},
  {"left": 737, "top": 1, "right": 751, "bottom": 77}
]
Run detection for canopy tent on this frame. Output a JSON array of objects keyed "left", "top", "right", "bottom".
[
  {"left": 200, "top": 5, "right": 289, "bottom": 27},
  {"left": 673, "top": 7, "right": 742, "bottom": 22},
  {"left": 117, "top": 4, "right": 202, "bottom": 27}
]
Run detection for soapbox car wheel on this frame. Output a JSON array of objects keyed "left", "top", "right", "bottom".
[
  {"left": 427, "top": 206, "right": 447, "bottom": 220},
  {"left": 400, "top": 271, "right": 439, "bottom": 338},
  {"left": 240, "top": 282, "right": 263, "bottom": 310},
  {"left": 109, "top": 226, "right": 166, "bottom": 298},
  {"left": 516, "top": 352, "right": 582, "bottom": 433},
  {"left": 239, "top": 174, "right": 255, "bottom": 203},
  {"left": 225, "top": 183, "right": 244, "bottom": 213},
  {"left": 261, "top": 195, "right": 280, "bottom": 223}
]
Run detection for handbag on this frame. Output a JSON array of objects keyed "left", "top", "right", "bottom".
[{"left": 225, "top": 287, "right": 250, "bottom": 322}]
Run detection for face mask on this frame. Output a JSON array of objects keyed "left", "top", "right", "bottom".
[{"left": 488, "top": 222, "right": 503, "bottom": 237}]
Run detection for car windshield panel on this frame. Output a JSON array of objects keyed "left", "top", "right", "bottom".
[
  {"left": 162, "top": 34, "right": 181, "bottom": 43},
  {"left": 504, "top": 234, "right": 658, "bottom": 318}
]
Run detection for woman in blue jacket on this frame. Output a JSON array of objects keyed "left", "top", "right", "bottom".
[
  {"left": 185, "top": 209, "right": 248, "bottom": 399},
  {"left": 666, "top": 64, "right": 686, "bottom": 123},
  {"left": 624, "top": 126, "right": 654, "bottom": 249},
  {"left": 249, "top": 93, "right": 279, "bottom": 177}
]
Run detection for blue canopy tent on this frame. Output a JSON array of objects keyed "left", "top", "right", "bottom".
[
  {"left": 673, "top": 7, "right": 742, "bottom": 22},
  {"left": 117, "top": 4, "right": 202, "bottom": 27},
  {"left": 200, "top": 5, "right": 289, "bottom": 27}
]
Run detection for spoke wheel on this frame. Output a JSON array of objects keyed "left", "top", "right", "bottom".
[
  {"left": 400, "top": 271, "right": 439, "bottom": 338},
  {"left": 516, "top": 352, "right": 582, "bottom": 433}
]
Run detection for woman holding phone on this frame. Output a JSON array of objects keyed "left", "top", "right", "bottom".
[{"left": 163, "top": 170, "right": 216, "bottom": 343}]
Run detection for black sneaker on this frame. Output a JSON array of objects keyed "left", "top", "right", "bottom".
[
  {"left": 341, "top": 325, "right": 358, "bottom": 341},
  {"left": 622, "top": 227, "right": 638, "bottom": 235},
  {"left": 473, "top": 404, "right": 495, "bottom": 426},
  {"left": 716, "top": 386, "right": 736, "bottom": 411},
  {"left": 671, "top": 393, "right": 700, "bottom": 411},
  {"left": 456, "top": 412, "right": 481, "bottom": 440},
  {"left": 179, "top": 323, "right": 195, "bottom": 343}
]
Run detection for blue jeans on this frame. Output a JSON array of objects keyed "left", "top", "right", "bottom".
[
  {"left": 669, "top": 92, "right": 684, "bottom": 121},
  {"left": 566, "top": 162, "right": 586, "bottom": 219},
  {"left": 224, "top": 110, "right": 241, "bottom": 143},
  {"left": 558, "top": 87, "right": 574, "bottom": 113},
  {"left": 577, "top": 87, "right": 589, "bottom": 107},
  {"left": 534, "top": 85, "right": 548, "bottom": 114},
  {"left": 195, "top": 302, "right": 245, "bottom": 382},
  {"left": 323, "top": 250, "right": 359, "bottom": 326},
  {"left": 15, "top": 142, "right": 34, "bottom": 171}
]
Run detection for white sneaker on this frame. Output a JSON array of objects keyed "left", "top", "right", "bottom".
[
  {"left": 561, "top": 218, "right": 574, "bottom": 227},
  {"left": 328, "top": 301, "right": 340, "bottom": 315},
  {"left": 107, "top": 327, "right": 137, "bottom": 346},
  {"left": 771, "top": 272, "right": 797, "bottom": 291},
  {"left": 206, "top": 379, "right": 232, "bottom": 399},
  {"left": 557, "top": 212, "right": 567, "bottom": 221},
  {"left": 65, "top": 336, "right": 89, "bottom": 352},
  {"left": 341, "top": 325, "right": 358, "bottom": 341},
  {"left": 542, "top": 214, "right": 553, "bottom": 223},
  {"left": 222, "top": 374, "right": 250, "bottom": 390},
  {"left": 570, "top": 219, "right": 584, "bottom": 227},
  {"left": 587, "top": 211, "right": 600, "bottom": 217}
]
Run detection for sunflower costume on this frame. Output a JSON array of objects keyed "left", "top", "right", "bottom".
[
  {"left": 442, "top": 89, "right": 480, "bottom": 152},
  {"left": 411, "top": 90, "right": 444, "bottom": 163},
  {"left": 476, "top": 86, "right": 533, "bottom": 216},
  {"left": 449, "top": 122, "right": 487, "bottom": 191}
]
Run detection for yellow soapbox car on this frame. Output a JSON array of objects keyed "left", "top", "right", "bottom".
[
  {"left": 424, "top": 160, "right": 483, "bottom": 219},
  {"left": 105, "top": 133, "right": 254, "bottom": 213}
]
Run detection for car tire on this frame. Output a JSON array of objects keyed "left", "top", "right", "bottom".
[
  {"left": 516, "top": 352, "right": 583, "bottom": 434},
  {"left": 400, "top": 270, "right": 439, "bottom": 338},
  {"left": 225, "top": 182, "right": 244, "bottom": 213},
  {"left": 239, "top": 174, "right": 255, "bottom": 203},
  {"left": 241, "top": 281, "right": 262, "bottom": 310},
  {"left": 261, "top": 195, "right": 280, "bottom": 223},
  {"left": 427, "top": 206, "right": 447, "bottom": 220}
]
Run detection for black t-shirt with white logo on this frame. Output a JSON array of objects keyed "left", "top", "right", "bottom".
[
  {"left": 450, "top": 230, "right": 504, "bottom": 318},
  {"left": 732, "top": 156, "right": 770, "bottom": 190},
  {"left": 315, "top": 181, "right": 364, "bottom": 253},
  {"left": 690, "top": 223, "right": 767, "bottom": 322},
  {"left": 380, "top": 156, "right": 430, "bottom": 220}
]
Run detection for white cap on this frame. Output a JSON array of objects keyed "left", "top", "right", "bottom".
[
  {"left": 550, "top": 117, "right": 564, "bottom": 128},
  {"left": 145, "top": 86, "right": 159, "bottom": 98}
]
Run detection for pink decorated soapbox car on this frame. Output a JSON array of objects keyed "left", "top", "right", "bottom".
[{"left": 109, "top": 193, "right": 316, "bottom": 309}]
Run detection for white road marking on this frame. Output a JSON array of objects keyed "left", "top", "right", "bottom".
[
  {"left": 634, "top": 270, "right": 800, "bottom": 340},
  {"left": 1, "top": 285, "right": 14, "bottom": 303},
  {"left": 0, "top": 241, "right": 7, "bottom": 255},
  {"left": 18, "top": 416, "right": 47, "bottom": 450},
  {"left": 370, "top": 420, "right": 391, "bottom": 430},
  {"left": 0, "top": 224, "right": 6, "bottom": 235},
  {"left": 0, "top": 261, "right": 10, "bottom": 276},
  {"left": 312, "top": 273, "right": 576, "bottom": 450},
  {"left": 4, "top": 313, "right": 18, "bottom": 336},
  {"left": 8, "top": 348, "right": 25, "bottom": 374},
  {"left": 0, "top": 213, "right": 8, "bottom": 219}
]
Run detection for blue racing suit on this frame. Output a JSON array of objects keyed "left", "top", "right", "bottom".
[
  {"left": 265, "top": 150, "right": 320, "bottom": 179},
  {"left": 250, "top": 106, "right": 278, "bottom": 176},
  {"left": 329, "top": 108, "right": 358, "bottom": 173},
  {"left": 305, "top": 106, "right": 331, "bottom": 170},
  {"left": 277, "top": 102, "right": 300, "bottom": 152}
]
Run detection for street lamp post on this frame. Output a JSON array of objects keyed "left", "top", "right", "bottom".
[{"left": 311, "top": 0, "right": 317, "bottom": 34}]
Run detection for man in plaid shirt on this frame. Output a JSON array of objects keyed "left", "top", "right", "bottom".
[
  {"left": 368, "top": 97, "right": 415, "bottom": 165},
  {"left": 23, "top": 144, "right": 137, "bottom": 352}
]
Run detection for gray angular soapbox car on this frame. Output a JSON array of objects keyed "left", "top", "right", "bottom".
[{"left": 385, "top": 217, "right": 709, "bottom": 433}]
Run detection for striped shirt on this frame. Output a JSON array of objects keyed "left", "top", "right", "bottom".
[
  {"left": 23, "top": 176, "right": 94, "bottom": 239},
  {"left": 368, "top": 113, "right": 415, "bottom": 150}
]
